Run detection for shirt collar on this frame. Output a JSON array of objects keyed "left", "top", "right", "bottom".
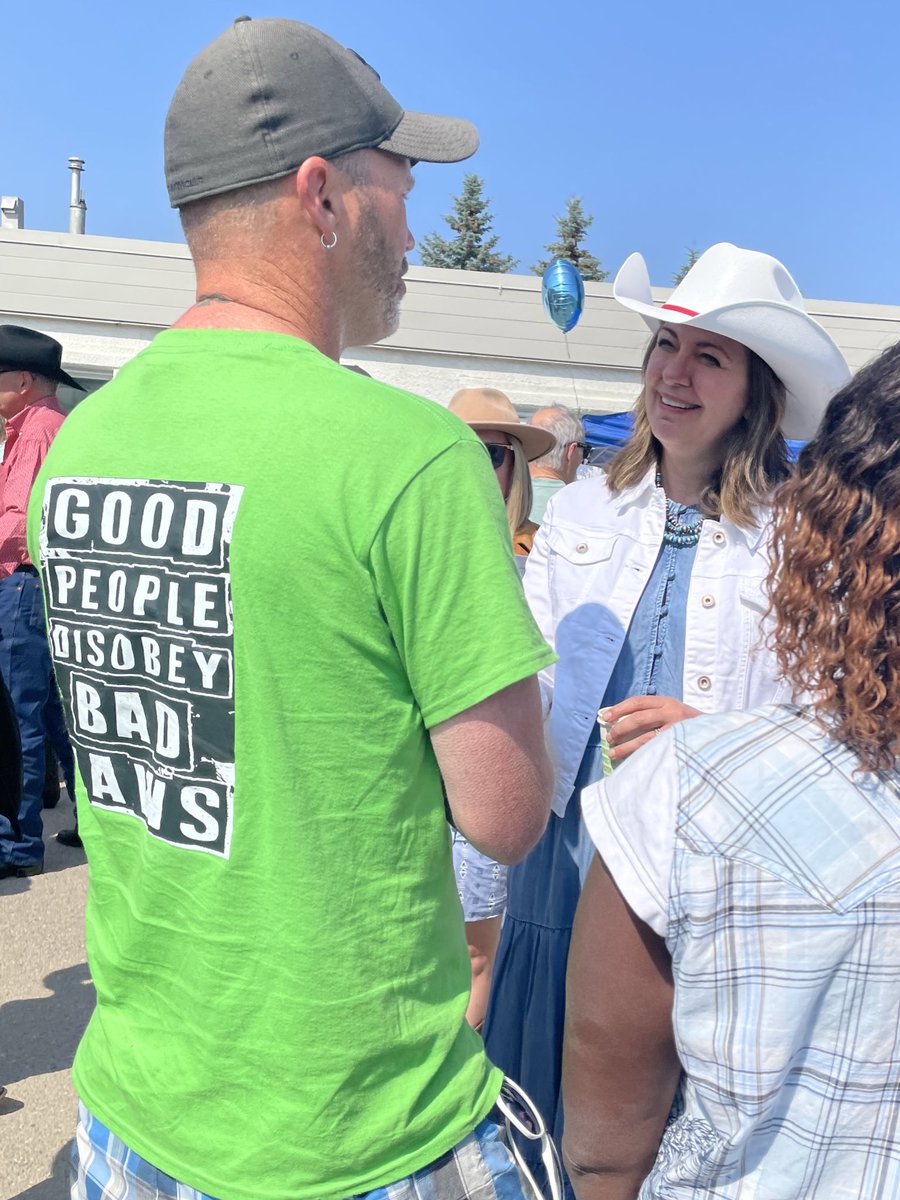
[
  {"left": 5, "top": 394, "right": 64, "bottom": 434},
  {"left": 614, "top": 464, "right": 769, "bottom": 553}
]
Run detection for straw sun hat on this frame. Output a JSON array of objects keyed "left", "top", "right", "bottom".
[
  {"left": 612, "top": 242, "right": 851, "bottom": 440},
  {"left": 449, "top": 388, "right": 555, "bottom": 461}
]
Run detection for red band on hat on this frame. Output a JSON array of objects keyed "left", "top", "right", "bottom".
[{"left": 661, "top": 303, "right": 699, "bottom": 317}]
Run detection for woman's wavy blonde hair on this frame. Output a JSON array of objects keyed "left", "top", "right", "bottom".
[
  {"left": 504, "top": 436, "right": 534, "bottom": 540},
  {"left": 606, "top": 332, "right": 791, "bottom": 527},
  {"left": 766, "top": 341, "right": 900, "bottom": 772}
]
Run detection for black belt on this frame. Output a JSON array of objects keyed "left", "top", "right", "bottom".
[{"left": 13, "top": 564, "right": 38, "bottom": 576}]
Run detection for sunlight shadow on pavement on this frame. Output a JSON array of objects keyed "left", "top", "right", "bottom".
[
  {"left": 1, "top": 964, "right": 95, "bottom": 1088},
  {"left": 9, "top": 1140, "right": 73, "bottom": 1199}
]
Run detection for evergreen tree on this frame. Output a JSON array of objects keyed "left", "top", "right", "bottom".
[
  {"left": 673, "top": 247, "right": 701, "bottom": 285},
  {"left": 419, "top": 174, "right": 518, "bottom": 273},
  {"left": 532, "top": 196, "right": 607, "bottom": 281}
]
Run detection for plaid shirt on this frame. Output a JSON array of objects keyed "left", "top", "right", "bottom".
[
  {"left": 0, "top": 395, "right": 66, "bottom": 576},
  {"left": 583, "top": 705, "right": 900, "bottom": 1199},
  {"left": 72, "top": 1104, "right": 533, "bottom": 1200}
]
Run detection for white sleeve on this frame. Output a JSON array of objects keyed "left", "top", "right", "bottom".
[
  {"left": 523, "top": 515, "right": 556, "bottom": 719},
  {"left": 579, "top": 730, "right": 680, "bottom": 937}
]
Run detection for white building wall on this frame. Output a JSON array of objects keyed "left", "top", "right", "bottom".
[
  {"left": 2, "top": 226, "right": 899, "bottom": 417},
  {"left": 342, "top": 346, "right": 640, "bottom": 412}
]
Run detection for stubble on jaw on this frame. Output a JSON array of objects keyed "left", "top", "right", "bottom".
[{"left": 348, "top": 199, "right": 408, "bottom": 344}]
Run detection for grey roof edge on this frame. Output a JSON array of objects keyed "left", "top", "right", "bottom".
[
  {"left": 2, "top": 227, "right": 900, "bottom": 321},
  {"left": 0, "top": 226, "right": 192, "bottom": 262}
]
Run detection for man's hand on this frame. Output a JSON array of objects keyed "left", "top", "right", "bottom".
[{"left": 601, "top": 695, "right": 701, "bottom": 764}]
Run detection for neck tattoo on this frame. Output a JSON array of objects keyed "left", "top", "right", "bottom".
[{"left": 196, "top": 293, "right": 235, "bottom": 305}]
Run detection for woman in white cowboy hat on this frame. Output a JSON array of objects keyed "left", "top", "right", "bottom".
[
  {"left": 446, "top": 386, "right": 556, "bottom": 1031},
  {"left": 566, "top": 339, "right": 900, "bottom": 1199},
  {"left": 481, "top": 243, "right": 852, "bottom": 1181}
]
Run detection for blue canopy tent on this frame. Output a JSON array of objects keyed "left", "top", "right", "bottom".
[{"left": 583, "top": 412, "right": 805, "bottom": 463}]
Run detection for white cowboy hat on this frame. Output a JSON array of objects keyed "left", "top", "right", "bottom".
[
  {"left": 613, "top": 242, "right": 851, "bottom": 440},
  {"left": 449, "top": 388, "right": 556, "bottom": 461}
]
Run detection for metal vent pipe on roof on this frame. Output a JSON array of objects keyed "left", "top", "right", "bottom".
[
  {"left": 1, "top": 196, "right": 25, "bottom": 229},
  {"left": 68, "top": 157, "right": 86, "bottom": 235}
]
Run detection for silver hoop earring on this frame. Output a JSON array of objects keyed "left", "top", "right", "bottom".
[{"left": 321, "top": 231, "right": 338, "bottom": 250}]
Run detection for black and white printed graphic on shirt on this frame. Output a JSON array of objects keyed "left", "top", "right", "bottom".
[{"left": 40, "top": 478, "right": 244, "bottom": 858}]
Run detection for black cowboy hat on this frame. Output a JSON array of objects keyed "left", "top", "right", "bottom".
[{"left": 0, "top": 326, "right": 85, "bottom": 391}]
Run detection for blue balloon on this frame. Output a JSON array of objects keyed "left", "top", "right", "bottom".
[{"left": 541, "top": 258, "right": 585, "bottom": 333}]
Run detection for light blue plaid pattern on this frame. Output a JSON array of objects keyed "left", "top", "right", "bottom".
[
  {"left": 72, "top": 1103, "right": 531, "bottom": 1200},
  {"left": 590, "top": 705, "right": 900, "bottom": 1199}
]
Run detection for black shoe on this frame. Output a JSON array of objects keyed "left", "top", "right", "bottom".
[
  {"left": 0, "top": 860, "right": 44, "bottom": 879},
  {"left": 56, "top": 827, "right": 83, "bottom": 849}
]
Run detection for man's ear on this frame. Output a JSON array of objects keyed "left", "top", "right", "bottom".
[{"left": 295, "top": 157, "right": 343, "bottom": 242}]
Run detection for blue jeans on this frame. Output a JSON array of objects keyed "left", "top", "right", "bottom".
[
  {"left": 72, "top": 1102, "right": 532, "bottom": 1200},
  {"left": 0, "top": 571, "right": 75, "bottom": 866}
]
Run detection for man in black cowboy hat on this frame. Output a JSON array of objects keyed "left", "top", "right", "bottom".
[{"left": 0, "top": 325, "right": 78, "bottom": 878}]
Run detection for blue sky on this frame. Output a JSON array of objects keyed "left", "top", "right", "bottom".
[{"left": 6, "top": 1, "right": 899, "bottom": 303}]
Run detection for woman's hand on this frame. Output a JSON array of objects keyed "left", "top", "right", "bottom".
[{"left": 601, "top": 695, "right": 702, "bottom": 763}]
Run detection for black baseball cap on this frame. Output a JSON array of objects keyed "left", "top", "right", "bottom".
[{"left": 165, "top": 17, "right": 479, "bottom": 207}]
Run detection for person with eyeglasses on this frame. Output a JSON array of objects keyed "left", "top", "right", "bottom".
[
  {"left": 481, "top": 243, "right": 852, "bottom": 1191},
  {"left": 446, "top": 386, "right": 556, "bottom": 1031},
  {"left": 526, "top": 406, "right": 588, "bottom": 524},
  {"left": 449, "top": 388, "right": 555, "bottom": 558}
]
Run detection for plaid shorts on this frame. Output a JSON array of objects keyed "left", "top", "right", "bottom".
[{"left": 72, "top": 1102, "right": 531, "bottom": 1200}]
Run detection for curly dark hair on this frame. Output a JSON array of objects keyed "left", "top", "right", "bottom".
[{"left": 767, "top": 340, "right": 900, "bottom": 771}]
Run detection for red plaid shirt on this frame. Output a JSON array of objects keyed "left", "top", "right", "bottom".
[{"left": 0, "top": 396, "right": 66, "bottom": 577}]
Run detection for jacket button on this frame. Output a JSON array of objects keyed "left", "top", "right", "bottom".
[
  {"left": 712, "top": 530, "right": 726, "bottom": 546},
  {"left": 697, "top": 675, "right": 712, "bottom": 691},
  {"left": 701, "top": 594, "right": 715, "bottom": 608},
  {"left": 575, "top": 542, "right": 588, "bottom": 554}
]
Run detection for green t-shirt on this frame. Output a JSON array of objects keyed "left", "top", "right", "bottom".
[{"left": 28, "top": 330, "right": 556, "bottom": 1200}]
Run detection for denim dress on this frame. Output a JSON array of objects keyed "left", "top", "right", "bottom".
[{"left": 482, "top": 507, "right": 701, "bottom": 1180}]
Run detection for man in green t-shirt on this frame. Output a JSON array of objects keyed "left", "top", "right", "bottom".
[{"left": 29, "top": 18, "right": 556, "bottom": 1200}]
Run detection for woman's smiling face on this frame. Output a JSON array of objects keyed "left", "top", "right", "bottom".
[{"left": 644, "top": 323, "right": 749, "bottom": 466}]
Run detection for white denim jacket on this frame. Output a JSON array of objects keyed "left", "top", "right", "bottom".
[{"left": 524, "top": 468, "right": 788, "bottom": 816}]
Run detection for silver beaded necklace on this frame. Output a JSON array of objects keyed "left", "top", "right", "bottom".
[{"left": 656, "top": 469, "right": 704, "bottom": 548}]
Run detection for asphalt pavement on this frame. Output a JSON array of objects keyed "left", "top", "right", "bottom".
[{"left": 1, "top": 797, "right": 93, "bottom": 1200}]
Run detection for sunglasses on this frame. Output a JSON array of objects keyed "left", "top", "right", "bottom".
[
  {"left": 485, "top": 443, "right": 513, "bottom": 470},
  {"left": 573, "top": 441, "right": 590, "bottom": 456}
]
